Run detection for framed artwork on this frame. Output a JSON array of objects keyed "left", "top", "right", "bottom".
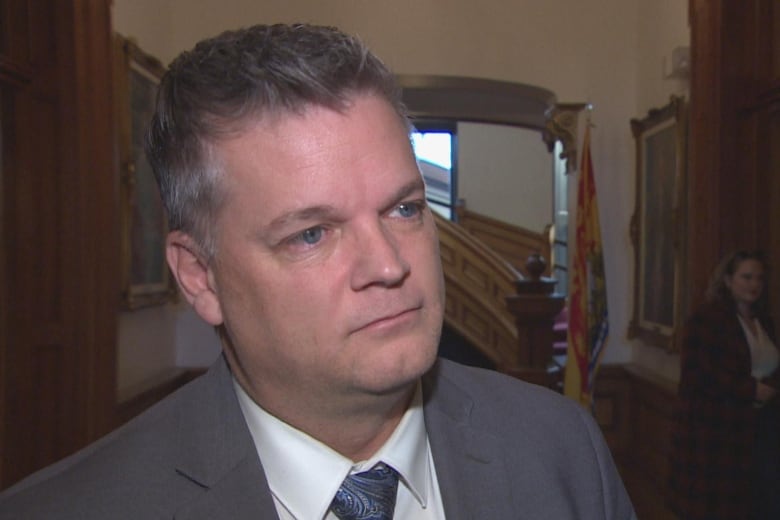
[
  {"left": 628, "top": 96, "right": 687, "bottom": 351},
  {"left": 114, "top": 35, "right": 176, "bottom": 309}
]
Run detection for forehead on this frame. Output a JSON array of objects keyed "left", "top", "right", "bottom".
[
  {"left": 212, "top": 94, "right": 419, "bottom": 218},
  {"left": 221, "top": 93, "right": 408, "bottom": 154},
  {"left": 734, "top": 258, "right": 764, "bottom": 274}
]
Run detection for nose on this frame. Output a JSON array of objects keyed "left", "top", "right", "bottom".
[{"left": 349, "top": 220, "right": 410, "bottom": 290}]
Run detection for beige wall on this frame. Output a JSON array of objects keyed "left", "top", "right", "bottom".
[
  {"left": 113, "top": 0, "right": 690, "bottom": 389},
  {"left": 113, "top": 0, "right": 173, "bottom": 60},
  {"left": 458, "top": 123, "right": 552, "bottom": 233},
  {"left": 116, "top": 303, "right": 178, "bottom": 399}
]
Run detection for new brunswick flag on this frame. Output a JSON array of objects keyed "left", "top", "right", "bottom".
[{"left": 564, "top": 126, "right": 609, "bottom": 408}]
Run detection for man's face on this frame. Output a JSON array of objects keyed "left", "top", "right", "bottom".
[{"left": 202, "top": 94, "right": 444, "bottom": 408}]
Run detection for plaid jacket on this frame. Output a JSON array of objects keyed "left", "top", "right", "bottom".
[{"left": 669, "top": 300, "right": 779, "bottom": 519}]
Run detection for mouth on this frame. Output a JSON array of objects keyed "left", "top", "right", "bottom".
[{"left": 352, "top": 306, "right": 422, "bottom": 335}]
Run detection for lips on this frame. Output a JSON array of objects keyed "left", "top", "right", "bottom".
[{"left": 351, "top": 305, "right": 422, "bottom": 334}]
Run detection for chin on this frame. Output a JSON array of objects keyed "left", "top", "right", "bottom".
[{"left": 359, "top": 340, "right": 438, "bottom": 394}]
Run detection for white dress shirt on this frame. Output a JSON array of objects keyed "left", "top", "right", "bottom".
[
  {"left": 234, "top": 380, "right": 446, "bottom": 519},
  {"left": 738, "top": 314, "right": 780, "bottom": 380}
]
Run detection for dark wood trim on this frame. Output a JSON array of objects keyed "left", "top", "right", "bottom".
[
  {"left": 687, "top": 0, "right": 780, "bottom": 328},
  {"left": 57, "top": 0, "right": 119, "bottom": 445},
  {"left": 686, "top": 1, "right": 776, "bottom": 311},
  {"left": 0, "top": 0, "right": 118, "bottom": 489},
  {"left": 686, "top": 0, "right": 726, "bottom": 310},
  {"left": 0, "top": 0, "right": 32, "bottom": 66},
  {"left": 592, "top": 365, "right": 632, "bottom": 459},
  {"left": 0, "top": 56, "right": 32, "bottom": 86},
  {"left": 594, "top": 364, "right": 678, "bottom": 519}
]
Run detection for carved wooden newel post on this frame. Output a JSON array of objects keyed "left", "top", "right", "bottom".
[{"left": 503, "top": 253, "right": 565, "bottom": 391}]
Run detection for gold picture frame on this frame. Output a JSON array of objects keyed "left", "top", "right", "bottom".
[
  {"left": 114, "top": 35, "right": 176, "bottom": 309},
  {"left": 628, "top": 96, "right": 687, "bottom": 351}
]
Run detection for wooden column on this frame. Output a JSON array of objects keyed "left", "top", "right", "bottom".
[
  {"left": 502, "top": 253, "right": 564, "bottom": 390},
  {"left": 0, "top": 0, "right": 118, "bottom": 489},
  {"left": 685, "top": 0, "right": 780, "bottom": 327}
]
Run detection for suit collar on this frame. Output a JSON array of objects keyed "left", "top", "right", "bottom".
[
  {"left": 171, "top": 356, "right": 513, "bottom": 519},
  {"left": 422, "top": 359, "right": 514, "bottom": 519},
  {"left": 172, "top": 355, "right": 277, "bottom": 519}
]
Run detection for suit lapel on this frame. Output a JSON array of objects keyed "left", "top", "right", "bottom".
[
  {"left": 173, "top": 457, "right": 276, "bottom": 520},
  {"left": 171, "top": 356, "right": 278, "bottom": 519},
  {"left": 422, "top": 361, "right": 514, "bottom": 519},
  {"left": 169, "top": 356, "right": 513, "bottom": 519}
]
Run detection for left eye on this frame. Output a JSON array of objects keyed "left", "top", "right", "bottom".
[
  {"left": 295, "top": 226, "right": 324, "bottom": 245},
  {"left": 393, "top": 201, "right": 423, "bottom": 218}
]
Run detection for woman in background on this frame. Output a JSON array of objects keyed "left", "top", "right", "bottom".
[{"left": 670, "top": 250, "right": 780, "bottom": 519}]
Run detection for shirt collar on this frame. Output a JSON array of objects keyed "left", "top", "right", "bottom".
[{"left": 234, "top": 380, "right": 430, "bottom": 519}]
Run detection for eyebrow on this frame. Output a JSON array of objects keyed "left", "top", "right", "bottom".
[
  {"left": 266, "top": 204, "right": 340, "bottom": 236},
  {"left": 265, "top": 177, "right": 426, "bottom": 235},
  {"left": 379, "top": 177, "right": 427, "bottom": 213}
]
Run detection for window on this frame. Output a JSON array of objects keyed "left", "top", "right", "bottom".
[
  {"left": 552, "top": 140, "right": 568, "bottom": 294},
  {"left": 411, "top": 121, "right": 457, "bottom": 219}
]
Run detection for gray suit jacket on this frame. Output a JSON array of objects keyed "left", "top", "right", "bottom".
[{"left": 0, "top": 356, "right": 635, "bottom": 519}]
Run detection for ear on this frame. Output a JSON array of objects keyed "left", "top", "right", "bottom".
[{"left": 166, "top": 231, "right": 224, "bottom": 326}]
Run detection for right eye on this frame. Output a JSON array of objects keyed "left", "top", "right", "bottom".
[{"left": 289, "top": 226, "right": 325, "bottom": 246}]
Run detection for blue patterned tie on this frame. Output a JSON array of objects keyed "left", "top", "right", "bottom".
[{"left": 330, "top": 462, "right": 399, "bottom": 520}]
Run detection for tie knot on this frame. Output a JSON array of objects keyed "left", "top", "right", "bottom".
[{"left": 330, "top": 462, "right": 400, "bottom": 520}]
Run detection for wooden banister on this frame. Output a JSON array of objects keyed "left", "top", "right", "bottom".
[
  {"left": 435, "top": 212, "right": 520, "bottom": 366},
  {"left": 454, "top": 204, "right": 552, "bottom": 277},
  {"left": 503, "top": 253, "right": 565, "bottom": 390},
  {"left": 435, "top": 212, "right": 563, "bottom": 390}
]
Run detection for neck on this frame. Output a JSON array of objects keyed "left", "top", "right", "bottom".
[
  {"left": 239, "top": 368, "right": 416, "bottom": 461},
  {"left": 308, "top": 388, "right": 415, "bottom": 461},
  {"left": 737, "top": 302, "right": 753, "bottom": 319},
  {"left": 222, "top": 338, "right": 418, "bottom": 462}
]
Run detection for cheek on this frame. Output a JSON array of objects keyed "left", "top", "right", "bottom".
[
  {"left": 213, "top": 258, "right": 286, "bottom": 332},
  {"left": 224, "top": 275, "right": 332, "bottom": 359},
  {"left": 261, "top": 269, "right": 347, "bottom": 328},
  {"left": 412, "top": 232, "right": 445, "bottom": 293}
]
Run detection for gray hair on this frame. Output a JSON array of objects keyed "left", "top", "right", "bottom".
[{"left": 145, "top": 23, "right": 408, "bottom": 259}]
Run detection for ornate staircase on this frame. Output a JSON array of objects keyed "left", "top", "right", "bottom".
[{"left": 433, "top": 208, "right": 565, "bottom": 389}]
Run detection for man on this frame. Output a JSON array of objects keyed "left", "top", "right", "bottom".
[{"left": 0, "top": 24, "right": 635, "bottom": 519}]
